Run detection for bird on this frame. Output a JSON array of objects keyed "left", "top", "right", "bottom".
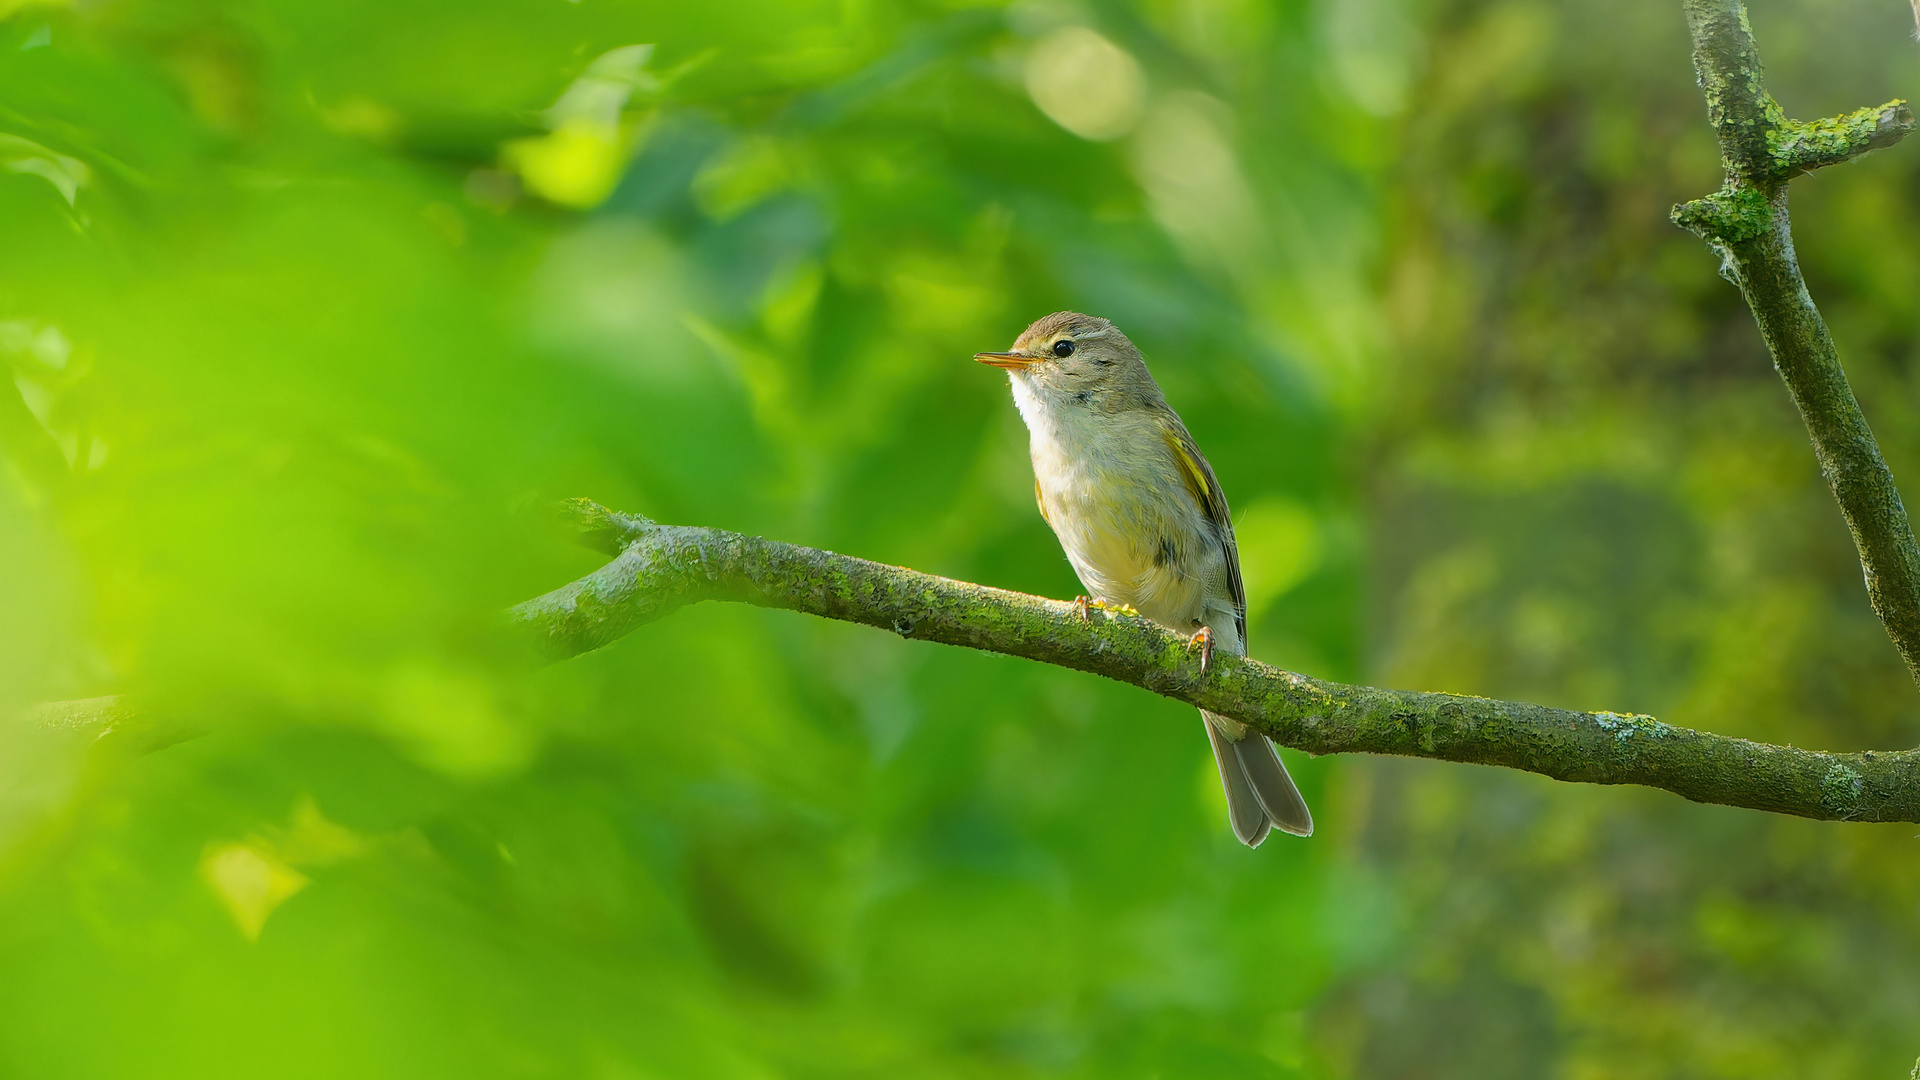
[{"left": 976, "top": 311, "right": 1312, "bottom": 847}]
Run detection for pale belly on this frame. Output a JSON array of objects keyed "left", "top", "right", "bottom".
[
  {"left": 1032, "top": 438, "right": 1222, "bottom": 637},
  {"left": 1056, "top": 506, "right": 1208, "bottom": 627}
]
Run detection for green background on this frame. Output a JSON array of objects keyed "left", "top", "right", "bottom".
[{"left": 3, "top": 0, "right": 1919, "bottom": 1074}]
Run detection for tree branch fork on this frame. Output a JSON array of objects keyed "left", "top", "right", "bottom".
[
  {"left": 501, "top": 499, "right": 1920, "bottom": 825},
  {"left": 1671, "top": 0, "right": 1920, "bottom": 692}
]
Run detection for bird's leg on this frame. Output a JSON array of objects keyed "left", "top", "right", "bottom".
[
  {"left": 1074, "top": 595, "right": 1093, "bottom": 622},
  {"left": 1188, "top": 625, "right": 1215, "bottom": 675}
]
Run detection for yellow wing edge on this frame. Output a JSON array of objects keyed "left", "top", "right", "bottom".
[
  {"left": 1161, "top": 424, "right": 1225, "bottom": 524},
  {"left": 1159, "top": 419, "right": 1248, "bottom": 641}
]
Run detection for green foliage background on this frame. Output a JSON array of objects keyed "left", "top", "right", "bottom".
[{"left": 2, "top": 0, "right": 1918, "bottom": 1074}]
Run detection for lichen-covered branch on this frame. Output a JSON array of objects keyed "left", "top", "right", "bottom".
[
  {"left": 510, "top": 501, "right": 1920, "bottom": 824},
  {"left": 1671, "top": 0, "right": 1920, "bottom": 688},
  {"left": 1771, "top": 102, "right": 1914, "bottom": 177}
]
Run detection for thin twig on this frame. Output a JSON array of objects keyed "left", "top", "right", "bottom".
[
  {"left": 509, "top": 502, "right": 1920, "bottom": 824},
  {"left": 1672, "top": 0, "right": 1920, "bottom": 688}
]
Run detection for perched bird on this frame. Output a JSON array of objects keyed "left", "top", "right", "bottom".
[{"left": 976, "top": 311, "right": 1312, "bottom": 846}]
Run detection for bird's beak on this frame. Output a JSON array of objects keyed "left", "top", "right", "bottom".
[{"left": 974, "top": 351, "right": 1037, "bottom": 370}]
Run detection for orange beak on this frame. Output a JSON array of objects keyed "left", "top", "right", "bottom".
[{"left": 974, "top": 351, "right": 1037, "bottom": 370}]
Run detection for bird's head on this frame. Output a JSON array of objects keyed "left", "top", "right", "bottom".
[{"left": 974, "top": 311, "right": 1155, "bottom": 405}]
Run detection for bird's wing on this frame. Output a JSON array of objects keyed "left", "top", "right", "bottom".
[{"left": 1159, "top": 415, "right": 1247, "bottom": 645}]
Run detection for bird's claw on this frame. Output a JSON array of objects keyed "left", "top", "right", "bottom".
[
  {"left": 1074, "top": 596, "right": 1138, "bottom": 621},
  {"left": 1188, "top": 626, "right": 1215, "bottom": 675}
]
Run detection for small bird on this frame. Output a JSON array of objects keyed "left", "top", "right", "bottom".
[{"left": 977, "top": 311, "right": 1312, "bottom": 846}]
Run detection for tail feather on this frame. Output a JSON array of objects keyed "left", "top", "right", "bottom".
[
  {"left": 1205, "top": 717, "right": 1271, "bottom": 847},
  {"left": 1202, "top": 711, "right": 1313, "bottom": 846},
  {"left": 1236, "top": 732, "right": 1314, "bottom": 838}
]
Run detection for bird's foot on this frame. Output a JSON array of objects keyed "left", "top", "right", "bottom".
[
  {"left": 1188, "top": 625, "right": 1215, "bottom": 675},
  {"left": 1073, "top": 596, "right": 1138, "bottom": 621}
]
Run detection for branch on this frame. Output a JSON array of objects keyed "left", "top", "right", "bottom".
[
  {"left": 1671, "top": 0, "right": 1920, "bottom": 688},
  {"left": 1772, "top": 102, "right": 1914, "bottom": 177},
  {"left": 511, "top": 501, "right": 1920, "bottom": 824},
  {"left": 25, "top": 694, "right": 133, "bottom": 734},
  {"left": 24, "top": 694, "right": 204, "bottom": 751}
]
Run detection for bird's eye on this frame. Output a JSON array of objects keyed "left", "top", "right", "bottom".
[{"left": 1052, "top": 339, "right": 1076, "bottom": 357}]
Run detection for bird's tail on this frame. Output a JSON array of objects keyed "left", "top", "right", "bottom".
[{"left": 1202, "top": 711, "right": 1313, "bottom": 847}]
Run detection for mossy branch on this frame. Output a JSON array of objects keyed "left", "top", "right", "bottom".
[
  {"left": 1671, "top": 0, "right": 1920, "bottom": 690},
  {"left": 1771, "top": 101, "right": 1915, "bottom": 177},
  {"left": 507, "top": 500, "right": 1920, "bottom": 824}
]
